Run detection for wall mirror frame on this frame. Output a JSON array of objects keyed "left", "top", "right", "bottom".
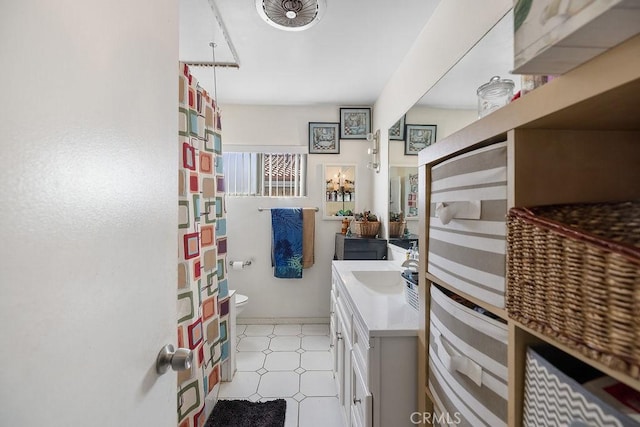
[
  {"left": 323, "top": 164, "right": 356, "bottom": 220},
  {"left": 386, "top": 9, "right": 518, "bottom": 243}
]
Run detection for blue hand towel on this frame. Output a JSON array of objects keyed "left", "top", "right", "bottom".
[{"left": 271, "top": 208, "right": 303, "bottom": 279}]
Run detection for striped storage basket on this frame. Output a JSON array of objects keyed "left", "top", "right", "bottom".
[
  {"left": 428, "top": 141, "right": 508, "bottom": 308},
  {"left": 428, "top": 285, "right": 508, "bottom": 427},
  {"left": 523, "top": 346, "right": 640, "bottom": 427}
]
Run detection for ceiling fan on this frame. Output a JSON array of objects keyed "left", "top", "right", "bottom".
[{"left": 255, "top": 0, "right": 326, "bottom": 31}]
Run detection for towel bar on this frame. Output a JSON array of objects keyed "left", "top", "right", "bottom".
[{"left": 258, "top": 207, "right": 319, "bottom": 212}]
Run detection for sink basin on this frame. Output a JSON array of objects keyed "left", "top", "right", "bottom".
[{"left": 351, "top": 270, "right": 404, "bottom": 294}]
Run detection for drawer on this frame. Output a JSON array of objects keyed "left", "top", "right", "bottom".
[
  {"left": 523, "top": 347, "right": 640, "bottom": 427},
  {"left": 428, "top": 141, "right": 507, "bottom": 308},
  {"left": 428, "top": 285, "right": 508, "bottom": 427},
  {"left": 350, "top": 352, "right": 372, "bottom": 427},
  {"left": 329, "top": 290, "right": 337, "bottom": 349},
  {"left": 329, "top": 316, "right": 337, "bottom": 371},
  {"left": 432, "top": 404, "right": 463, "bottom": 427},
  {"left": 351, "top": 317, "right": 369, "bottom": 381}
]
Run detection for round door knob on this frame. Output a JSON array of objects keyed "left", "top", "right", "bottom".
[{"left": 156, "top": 344, "right": 193, "bottom": 375}]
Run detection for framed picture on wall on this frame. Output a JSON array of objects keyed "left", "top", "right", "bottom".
[
  {"left": 339, "top": 107, "right": 371, "bottom": 139},
  {"left": 309, "top": 122, "right": 340, "bottom": 154},
  {"left": 405, "top": 124, "right": 437, "bottom": 155},
  {"left": 389, "top": 115, "right": 406, "bottom": 141}
]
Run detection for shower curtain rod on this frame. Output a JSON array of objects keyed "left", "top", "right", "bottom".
[
  {"left": 258, "top": 207, "right": 319, "bottom": 212},
  {"left": 185, "top": 61, "right": 240, "bottom": 69}
]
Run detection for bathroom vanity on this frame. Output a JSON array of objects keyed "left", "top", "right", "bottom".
[{"left": 330, "top": 260, "right": 419, "bottom": 427}]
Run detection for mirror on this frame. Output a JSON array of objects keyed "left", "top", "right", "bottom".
[
  {"left": 389, "top": 166, "right": 419, "bottom": 221},
  {"left": 386, "top": 10, "right": 519, "bottom": 244},
  {"left": 389, "top": 165, "right": 418, "bottom": 243},
  {"left": 323, "top": 164, "right": 356, "bottom": 219}
]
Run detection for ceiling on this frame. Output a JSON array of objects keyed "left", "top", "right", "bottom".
[{"left": 179, "top": 0, "right": 441, "bottom": 106}]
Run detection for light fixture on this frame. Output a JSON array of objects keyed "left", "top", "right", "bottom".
[
  {"left": 366, "top": 130, "right": 380, "bottom": 173},
  {"left": 255, "top": 0, "right": 326, "bottom": 32}
]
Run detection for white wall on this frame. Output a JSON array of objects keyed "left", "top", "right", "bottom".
[
  {"left": 389, "top": 106, "right": 477, "bottom": 166},
  {"left": 221, "top": 104, "right": 375, "bottom": 320},
  {"left": 0, "top": 1, "right": 178, "bottom": 426}
]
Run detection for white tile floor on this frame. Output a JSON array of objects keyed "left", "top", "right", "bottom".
[{"left": 219, "top": 323, "right": 346, "bottom": 427}]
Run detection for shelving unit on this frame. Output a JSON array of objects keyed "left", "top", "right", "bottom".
[{"left": 417, "top": 34, "right": 640, "bottom": 426}]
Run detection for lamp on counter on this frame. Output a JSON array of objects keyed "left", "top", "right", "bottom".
[{"left": 366, "top": 129, "right": 380, "bottom": 173}]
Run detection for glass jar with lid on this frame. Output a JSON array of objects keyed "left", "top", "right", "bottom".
[{"left": 477, "top": 76, "right": 515, "bottom": 118}]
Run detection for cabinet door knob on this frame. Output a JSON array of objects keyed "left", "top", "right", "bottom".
[
  {"left": 353, "top": 397, "right": 361, "bottom": 404},
  {"left": 337, "top": 332, "right": 343, "bottom": 340}
]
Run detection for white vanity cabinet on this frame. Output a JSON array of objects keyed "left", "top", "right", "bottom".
[
  {"left": 331, "top": 261, "right": 419, "bottom": 427},
  {"left": 329, "top": 286, "right": 339, "bottom": 374},
  {"left": 330, "top": 269, "right": 354, "bottom": 420}
]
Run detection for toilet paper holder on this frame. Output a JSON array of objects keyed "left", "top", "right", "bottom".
[{"left": 229, "top": 260, "right": 252, "bottom": 267}]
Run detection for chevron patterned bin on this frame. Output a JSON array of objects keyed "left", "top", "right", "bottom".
[{"left": 523, "top": 347, "right": 640, "bottom": 427}]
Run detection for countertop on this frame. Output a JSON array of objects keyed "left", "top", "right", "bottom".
[{"left": 332, "top": 260, "right": 419, "bottom": 338}]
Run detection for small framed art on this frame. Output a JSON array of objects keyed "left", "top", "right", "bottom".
[
  {"left": 339, "top": 107, "right": 371, "bottom": 139},
  {"left": 405, "top": 124, "right": 437, "bottom": 155},
  {"left": 309, "top": 122, "right": 340, "bottom": 154},
  {"left": 389, "top": 115, "right": 406, "bottom": 141}
]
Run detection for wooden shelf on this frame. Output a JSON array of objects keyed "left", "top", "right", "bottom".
[
  {"left": 417, "top": 32, "right": 640, "bottom": 427},
  {"left": 511, "top": 319, "right": 640, "bottom": 392},
  {"left": 424, "top": 385, "right": 437, "bottom": 414}
]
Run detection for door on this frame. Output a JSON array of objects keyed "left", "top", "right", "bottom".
[
  {"left": 351, "top": 355, "right": 373, "bottom": 427},
  {"left": 330, "top": 289, "right": 339, "bottom": 373},
  {"left": 0, "top": 2, "right": 178, "bottom": 426}
]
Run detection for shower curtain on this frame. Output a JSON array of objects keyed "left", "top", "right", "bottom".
[{"left": 177, "top": 63, "right": 229, "bottom": 427}]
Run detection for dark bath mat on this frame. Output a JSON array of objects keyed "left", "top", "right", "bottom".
[{"left": 204, "top": 399, "right": 286, "bottom": 427}]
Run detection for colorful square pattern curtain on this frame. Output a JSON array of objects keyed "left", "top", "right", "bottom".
[{"left": 177, "top": 63, "right": 230, "bottom": 427}]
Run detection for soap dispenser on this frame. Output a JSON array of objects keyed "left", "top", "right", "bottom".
[
  {"left": 412, "top": 243, "right": 419, "bottom": 261},
  {"left": 407, "top": 241, "right": 419, "bottom": 261}
]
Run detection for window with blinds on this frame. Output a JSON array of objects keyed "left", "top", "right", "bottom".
[{"left": 223, "top": 152, "right": 307, "bottom": 197}]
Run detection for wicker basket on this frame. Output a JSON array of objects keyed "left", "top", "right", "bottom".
[
  {"left": 388, "top": 221, "right": 406, "bottom": 238},
  {"left": 506, "top": 201, "right": 640, "bottom": 379},
  {"left": 352, "top": 220, "right": 380, "bottom": 238}
]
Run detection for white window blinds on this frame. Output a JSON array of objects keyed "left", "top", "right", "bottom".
[{"left": 223, "top": 152, "right": 307, "bottom": 197}]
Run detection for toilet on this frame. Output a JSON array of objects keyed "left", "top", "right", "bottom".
[
  {"left": 221, "top": 291, "right": 249, "bottom": 383},
  {"left": 235, "top": 293, "right": 249, "bottom": 315}
]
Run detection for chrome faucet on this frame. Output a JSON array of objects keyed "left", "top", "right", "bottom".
[{"left": 401, "top": 259, "right": 419, "bottom": 270}]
